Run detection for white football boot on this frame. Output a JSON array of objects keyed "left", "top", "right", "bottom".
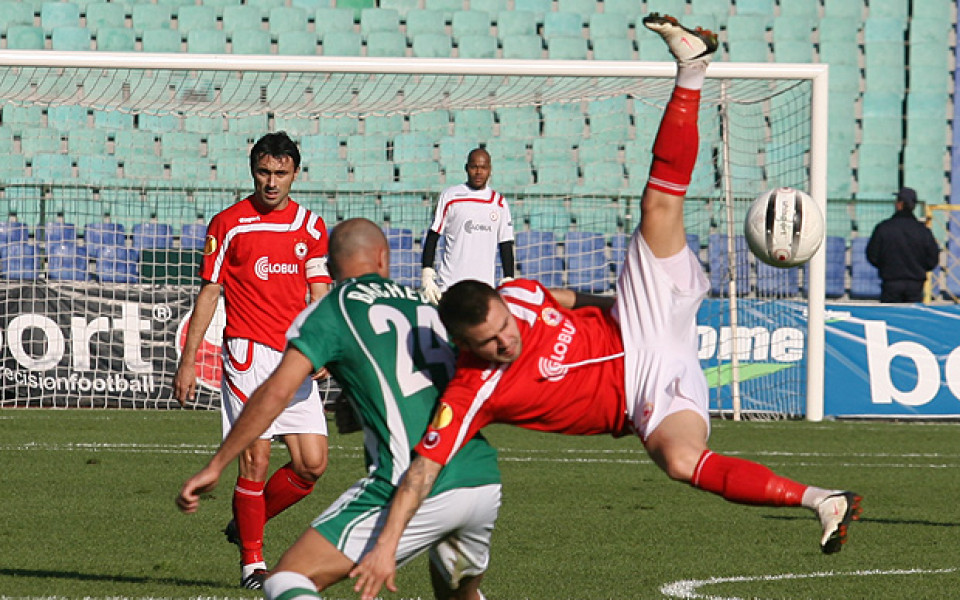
[
  {"left": 817, "top": 491, "right": 863, "bottom": 554},
  {"left": 642, "top": 13, "right": 719, "bottom": 66}
]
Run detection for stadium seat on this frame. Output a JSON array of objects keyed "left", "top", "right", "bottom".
[
  {"left": 437, "top": 136, "right": 475, "bottom": 173},
  {"left": 47, "top": 241, "right": 88, "bottom": 281},
  {"left": 575, "top": 161, "right": 624, "bottom": 193},
  {"left": 541, "top": 104, "right": 586, "bottom": 138},
  {"left": 547, "top": 36, "right": 589, "bottom": 60},
  {"left": 322, "top": 31, "right": 363, "bottom": 56},
  {"left": 497, "top": 107, "right": 540, "bottom": 140},
  {"left": 381, "top": 0, "right": 419, "bottom": 19},
  {"left": 393, "top": 133, "right": 434, "bottom": 163},
  {"left": 689, "top": 0, "right": 730, "bottom": 25},
  {"left": 41, "top": 2, "right": 81, "bottom": 33},
  {"left": 773, "top": 40, "right": 813, "bottom": 63},
  {"left": 515, "top": 230, "right": 563, "bottom": 287},
  {"left": 179, "top": 223, "right": 207, "bottom": 251},
  {"left": 728, "top": 40, "right": 769, "bottom": 62},
  {"left": 222, "top": 5, "right": 263, "bottom": 34},
  {"left": 532, "top": 137, "right": 574, "bottom": 168},
  {"left": 849, "top": 237, "right": 881, "bottom": 299},
  {"left": 383, "top": 226, "right": 415, "bottom": 250},
  {"left": 589, "top": 12, "right": 630, "bottom": 39},
  {"left": 346, "top": 134, "right": 389, "bottom": 165},
  {"left": 360, "top": 8, "right": 400, "bottom": 39},
  {"left": 423, "top": 0, "right": 461, "bottom": 19},
  {"left": 523, "top": 196, "right": 574, "bottom": 239},
  {"left": 85, "top": 2, "right": 126, "bottom": 33},
  {"left": 176, "top": 5, "right": 218, "bottom": 35},
  {"left": 0, "top": 2, "right": 35, "bottom": 33},
  {"left": 96, "top": 244, "right": 138, "bottom": 283},
  {"left": 31, "top": 154, "right": 73, "bottom": 181},
  {"left": 591, "top": 38, "right": 635, "bottom": 60},
  {"left": 817, "top": 18, "right": 860, "bottom": 43},
  {"left": 824, "top": 235, "right": 846, "bottom": 298},
  {"left": 406, "top": 9, "right": 447, "bottom": 38},
  {"left": 187, "top": 29, "right": 228, "bottom": 53},
  {"left": 1, "top": 242, "right": 39, "bottom": 280},
  {"left": 490, "top": 158, "right": 533, "bottom": 190},
  {"left": 708, "top": 233, "right": 751, "bottom": 296},
  {"left": 778, "top": 0, "right": 819, "bottom": 18},
  {"left": 725, "top": 15, "right": 769, "bottom": 42},
  {"left": 564, "top": 231, "right": 607, "bottom": 292},
  {"left": 395, "top": 161, "right": 443, "bottom": 189},
  {"left": 381, "top": 194, "right": 426, "bottom": 230},
  {"left": 501, "top": 34, "right": 543, "bottom": 58},
  {"left": 366, "top": 31, "right": 407, "bottom": 56},
  {"left": 771, "top": 16, "right": 815, "bottom": 43},
  {"left": 132, "top": 222, "right": 174, "bottom": 250},
  {"left": 457, "top": 34, "right": 498, "bottom": 58},
  {"left": 388, "top": 247, "right": 420, "bottom": 287},
  {"left": 557, "top": 0, "right": 597, "bottom": 22},
  {"left": 823, "top": 0, "right": 863, "bottom": 19},
  {"left": 43, "top": 221, "right": 76, "bottom": 244},
  {"left": 452, "top": 11, "right": 492, "bottom": 41},
  {"left": 131, "top": 4, "right": 174, "bottom": 34},
  {"left": 543, "top": 12, "right": 582, "bottom": 39},
  {"left": 96, "top": 26, "right": 136, "bottom": 51},
  {"left": 867, "top": 0, "right": 907, "bottom": 19},
  {"left": 314, "top": 8, "right": 356, "bottom": 38},
  {"left": 141, "top": 28, "right": 183, "bottom": 52},
  {"left": 453, "top": 109, "right": 495, "bottom": 141},
  {"left": 78, "top": 156, "right": 119, "bottom": 182},
  {"left": 18, "top": 128, "right": 61, "bottom": 158},
  {"left": 268, "top": 6, "right": 309, "bottom": 36},
  {"left": 6, "top": 26, "right": 45, "bottom": 50},
  {"left": 755, "top": 262, "right": 799, "bottom": 296},
  {"left": 412, "top": 33, "right": 453, "bottom": 58},
  {"left": 336, "top": 0, "right": 376, "bottom": 21},
  {"left": 734, "top": 0, "right": 774, "bottom": 15},
  {"left": 0, "top": 220, "right": 28, "bottom": 246},
  {"left": 496, "top": 10, "right": 537, "bottom": 39}
]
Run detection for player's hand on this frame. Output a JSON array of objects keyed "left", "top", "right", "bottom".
[
  {"left": 176, "top": 466, "right": 220, "bottom": 514},
  {"left": 312, "top": 366, "right": 330, "bottom": 380},
  {"left": 421, "top": 267, "right": 441, "bottom": 304},
  {"left": 173, "top": 361, "right": 197, "bottom": 407},
  {"left": 350, "top": 545, "right": 398, "bottom": 600}
]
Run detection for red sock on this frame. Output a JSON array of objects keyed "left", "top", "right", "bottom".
[
  {"left": 647, "top": 86, "right": 702, "bottom": 196},
  {"left": 233, "top": 477, "right": 266, "bottom": 565},
  {"left": 264, "top": 463, "right": 316, "bottom": 520},
  {"left": 691, "top": 450, "right": 807, "bottom": 507}
]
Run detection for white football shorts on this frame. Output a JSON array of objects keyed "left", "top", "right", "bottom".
[
  {"left": 612, "top": 229, "right": 711, "bottom": 441},
  {"left": 220, "top": 337, "right": 328, "bottom": 440}
]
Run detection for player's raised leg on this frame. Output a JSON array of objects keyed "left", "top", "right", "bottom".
[{"left": 636, "top": 14, "right": 862, "bottom": 555}]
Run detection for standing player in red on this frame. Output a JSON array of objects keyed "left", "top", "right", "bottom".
[
  {"left": 175, "top": 132, "right": 332, "bottom": 590},
  {"left": 351, "top": 15, "right": 861, "bottom": 599}
]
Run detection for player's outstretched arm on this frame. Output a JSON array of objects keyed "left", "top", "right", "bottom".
[
  {"left": 350, "top": 454, "right": 443, "bottom": 600},
  {"left": 174, "top": 282, "right": 221, "bottom": 406},
  {"left": 175, "top": 349, "right": 315, "bottom": 513},
  {"left": 549, "top": 288, "right": 616, "bottom": 311}
]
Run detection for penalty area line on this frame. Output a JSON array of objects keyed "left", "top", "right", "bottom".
[{"left": 660, "top": 567, "right": 959, "bottom": 600}]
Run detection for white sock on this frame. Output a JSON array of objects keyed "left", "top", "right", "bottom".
[
  {"left": 676, "top": 60, "right": 708, "bottom": 90},
  {"left": 801, "top": 486, "right": 836, "bottom": 510},
  {"left": 263, "top": 570, "right": 321, "bottom": 600}
]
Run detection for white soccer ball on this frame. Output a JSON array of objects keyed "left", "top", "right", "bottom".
[{"left": 743, "top": 187, "right": 825, "bottom": 268}]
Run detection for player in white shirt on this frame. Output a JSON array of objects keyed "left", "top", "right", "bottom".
[{"left": 421, "top": 148, "right": 515, "bottom": 303}]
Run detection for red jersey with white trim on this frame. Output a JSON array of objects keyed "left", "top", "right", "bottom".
[
  {"left": 200, "top": 195, "right": 331, "bottom": 352},
  {"left": 429, "top": 183, "right": 514, "bottom": 289},
  {"left": 416, "top": 279, "right": 629, "bottom": 466}
]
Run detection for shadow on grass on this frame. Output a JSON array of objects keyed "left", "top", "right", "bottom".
[
  {"left": 763, "top": 514, "right": 960, "bottom": 528},
  {"left": 0, "top": 567, "right": 225, "bottom": 588}
]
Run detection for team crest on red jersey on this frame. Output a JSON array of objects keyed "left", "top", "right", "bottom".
[
  {"left": 294, "top": 241, "right": 308, "bottom": 259},
  {"left": 203, "top": 235, "right": 217, "bottom": 256},
  {"left": 431, "top": 403, "right": 454, "bottom": 429},
  {"left": 541, "top": 307, "right": 563, "bottom": 327}
]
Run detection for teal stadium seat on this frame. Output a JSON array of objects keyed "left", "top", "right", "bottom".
[
  {"left": 541, "top": 104, "right": 585, "bottom": 138},
  {"left": 314, "top": 8, "right": 356, "bottom": 38},
  {"left": 863, "top": 17, "right": 905, "bottom": 43},
  {"left": 236, "top": 29, "right": 275, "bottom": 54},
  {"left": 32, "top": 153, "right": 73, "bottom": 181},
  {"left": 497, "top": 106, "right": 539, "bottom": 139},
  {"left": 689, "top": 0, "right": 731, "bottom": 24},
  {"left": 453, "top": 109, "right": 494, "bottom": 141},
  {"left": 543, "top": 12, "right": 582, "bottom": 39},
  {"left": 78, "top": 156, "right": 119, "bottom": 182},
  {"left": 437, "top": 136, "right": 475, "bottom": 173},
  {"left": 48, "top": 105, "right": 89, "bottom": 131},
  {"left": 247, "top": 0, "right": 287, "bottom": 17},
  {"left": 867, "top": 0, "right": 907, "bottom": 19},
  {"left": 734, "top": 0, "right": 774, "bottom": 15},
  {"left": 822, "top": 0, "right": 863, "bottom": 20},
  {"left": 115, "top": 130, "right": 158, "bottom": 156},
  {"left": 187, "top": 29, "right": 228, "bottom": 53},
  {"left": 575, "top": 161, "right": 624, "bottom": 193},
  {"left": 592, "top": 38, "right": 635, "bottom": 60},
  {"left": 589, "top": 12, "right": 630, "bottom": 40},
  {"left": 19, "top": 128, "right": 61, "bottom": 158},
  {"left": 392, "top": 133, "right": 434, "bottom": 163},
  {"left": 637, "top": 35, "right": 673, "bottom": 61},
  {"left": 727, "top": 40, "right": 768, "bottom": 62},
  {"left": 913, "top": 0, "right": 952, "bottom": 21},
  {"left": 497, "top": 10, "right": 537, "bottom": 39},
  {"left": 452, "top": 11, "right": 491, "bottom": 41},
  {"left": 471, "top": 0, "right": 508, "bottom": 21},
  {"left": 96, "top": 26, "right": 136, "bottom": 51},
  {"left": 41, "top": 2, "right": 81, "bottom": 33},
  {"left": 547, "top": 36, "right": 588, "bottom": 59},
  {"left": 910, "top": 17, "right": 952, "bottom": 46},
  {"left": 458, "top": 34, "right": 498, "bottom": 58},
  {"left": 7, "top": 26, "right": 46, "bottom": 50},
  {"left": 409, "top": 111, "right": 450, "bottom": 136},
  {"left": 778, "top": 0, "right": 819, "bottom": 19},
  {"left": 177, "top": 5, "right": 218, "bottom": 35},
  {"left": 423, "top": 0, "right": 462, "bottom": 20},
  {"left": 818, "top": 40, "right": 859, "bottom": 66},
  {"left": 360, "top": 8, "right": 400, "bottom": 40},
  {"left": 557, "top": 0, "right": 597, "bottom": 23},
  {"left": 203, "top": 0, "right": 242, "bottom": 16},
  {"left": 381, "top": 0, "right": 419, "bottom": 19},
  {"left": 346, "top": 134, "right": 388, "bottom": 164},
  {"left": 0, "top": 155, "right": 27, "bottom": 181},
  {"left": 335, "top": 0, "right": 376, "bottom": 21},
  {"left": 513, "top": 0, "right": 551, "bottom": 21},
  {"left": 68, "top": 129, "right": 108, "bottom": 156},
  {"left": 222, "top": 5, "right": 262, "bottom": 34},
  {"left": 0, "top": 2, "right": 34, "bottom": 33},
  {"left": 227, "top": 114, "right": 269, "bottom": 134},
  {"left": 123, "top": 157, "right": 165, "bottom": 180},
  {"left": 367, "top": 31, "right": 407, "bottom": 56},
  {"left": 532, "top": 137, "right": 574, "bottom": 167},
  {"left": 207, "top": 133, "right": 250, "bottom": 159},
  {"left": 603, "top": 0, "right": 643, "bottom": 20},
  {"left": 139, "top": 114, "right": 181, "bottom": 133},
  {"left": 774, "top": 40, "right": 813, "bottom": 63},
  {"left": 772, "top": 16, "right": 815, "bottom": 43},
  {"left": 300, "top": 134, "right": 341, "bottom": 164},
  {"left": 161, "top": 132, "right": 204, "bottom": 159},
  {"left": 501, "top": 34, "right": 542, "bottom": 58},
  {"left": 490, "top": 157, "right": 533, "bottom": 190},
  {"left": 405, "top": 9, "right": 447, "bottom": 39},
  {"left": 363, "top": 114, "right": 405, "bottom": 136},
  {"left": 412, "top": 33, "right": 453, "bottom": 57},
  {"left": 215, "top": 156, "right": 249, "bottom": 185},
  {"left": 269, "top": 6, "right": 308, "bottom": 36},
  {"left": 724, "top": 14, "right": 769, "bottom": 41},
  {"left": 578, "top": 137, "right": 619, "bottom": 164},
  {"left": 141, "top": 28, "right": 183, "bottom": 52},
  {"left": 170, "top": 156, "right": 213, "bottom": 182},
  {"left": 131, "top": 4, "right": 173, "bottom": 34},
  {"left": 396, "top": 162, "right": 443, "bottom": 189},
  {"left": 85, "top": 2, "right": 126, "bottom": 33},
  {"left": 322, "top": 31, "right": 362, "bottom": 55}
]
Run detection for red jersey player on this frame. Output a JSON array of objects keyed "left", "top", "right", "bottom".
[
  {"left": 352, "top": 15, "right": 861, "bottom": 600},
  {"left": 175, "top": 132, "right": 332, "bottom": 590}
]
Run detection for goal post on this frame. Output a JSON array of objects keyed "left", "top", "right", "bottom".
[{"left": 0, "top": 51, "right": 827, "bottom": 419}]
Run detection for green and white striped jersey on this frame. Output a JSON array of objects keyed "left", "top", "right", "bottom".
[{"left": 288, "top": 273, "right": 500, "bottom": 495}]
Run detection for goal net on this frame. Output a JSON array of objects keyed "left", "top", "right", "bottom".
[{"left": 0, "top": 53, "right": 827, "bottom": 418}]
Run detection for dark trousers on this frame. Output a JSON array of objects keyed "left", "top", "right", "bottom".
[{"left": 880, "top": 279, "right": 924, "bottom": 303}]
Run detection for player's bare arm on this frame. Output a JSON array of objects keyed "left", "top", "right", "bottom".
[
  {"left": 307, "top": 281, "right": 332, "bottom": 380},
  {"left": 549, "top": 288, "right": 616, "bottom": 311},
  {"left": 350, "top": 454, "right": 443, "bottom": 600},
  {"left": 174, "top": 281, "right": 222, "bottom": 406},
  {"left": 175, "top": 349, "right": 315, "bottom": 513}
]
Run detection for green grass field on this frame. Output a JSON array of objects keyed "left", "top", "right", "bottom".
[{"left": 1, "top": 409, "right": 958, "bottom": 599}]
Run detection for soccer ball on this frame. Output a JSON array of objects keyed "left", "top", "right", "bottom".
[{"left": 743, "top": 187, "right": 825, "bottom": 268}]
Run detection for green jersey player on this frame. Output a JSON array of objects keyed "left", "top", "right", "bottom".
[{"left": 177, "top": 218, "right": 501, "bottom": 600}]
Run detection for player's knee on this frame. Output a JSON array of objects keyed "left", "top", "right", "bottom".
[{"left": 292, "top": 454, "right": 327, "bottom": 482}]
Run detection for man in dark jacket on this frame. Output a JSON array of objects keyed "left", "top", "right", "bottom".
[{"left": 866, "top": 187, "right": 940, "bottom": 303}]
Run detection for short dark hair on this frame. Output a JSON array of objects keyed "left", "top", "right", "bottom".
[
  {"left": 438, "top": 280, "right": 500, "bottom": 340},
  {"left": 249, "top": 131, "right": 301, "bottom": 172}
]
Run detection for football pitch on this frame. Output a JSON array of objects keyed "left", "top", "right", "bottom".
[{"left": 1, "top": 409, "right": 957, "bottom": 600}]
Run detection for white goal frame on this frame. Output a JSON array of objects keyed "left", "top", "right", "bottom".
[{"left": 0, "top": 52, "right": 828, "bottom": 421}]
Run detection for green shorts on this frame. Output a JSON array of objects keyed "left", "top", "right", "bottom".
[{"left": 312, "top": 476, "right": 501, "bottom": 588}]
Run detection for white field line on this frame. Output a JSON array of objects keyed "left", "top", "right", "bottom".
[
  {"left": 1, "top": 442, "right": 959, "bottom": 468},
  {"left": 660, "top": 567, "right": 959, "bottom": 600}
]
